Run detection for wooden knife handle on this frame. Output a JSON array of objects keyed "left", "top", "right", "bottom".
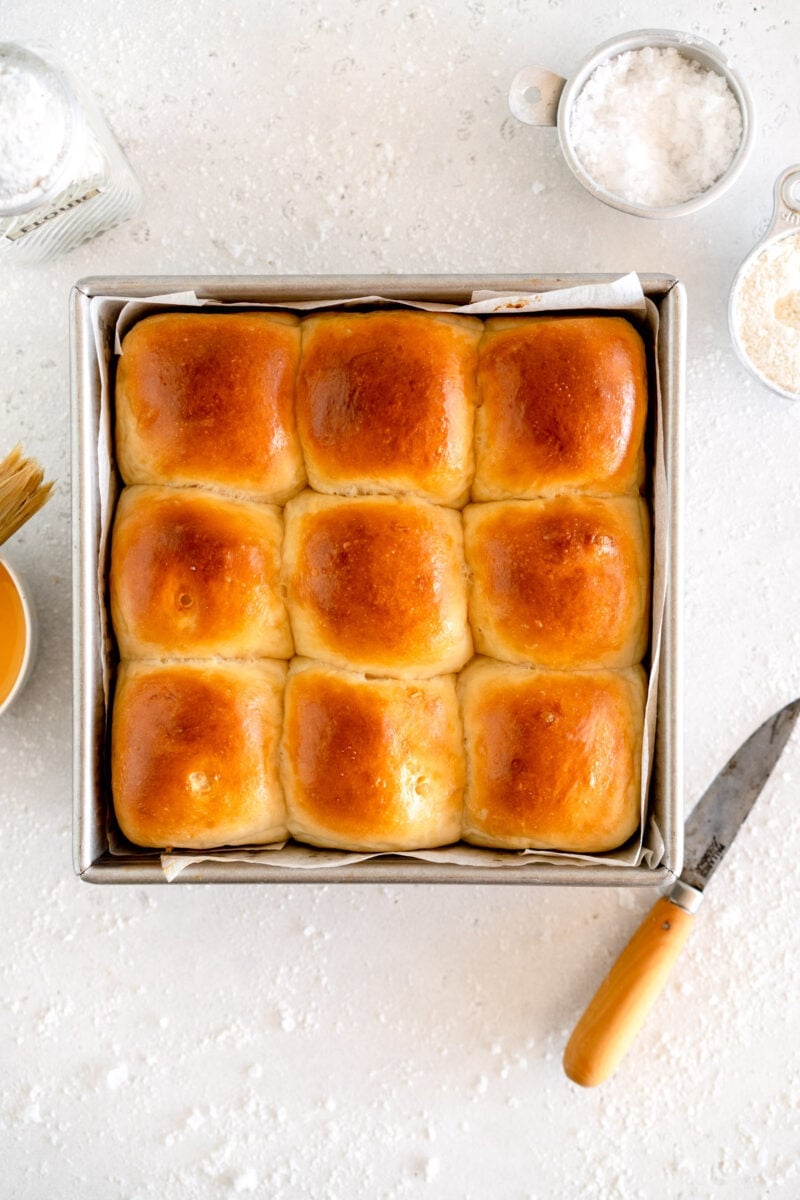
[{"left": 563, "top": 895, "right": 696, "bottom": 1088}]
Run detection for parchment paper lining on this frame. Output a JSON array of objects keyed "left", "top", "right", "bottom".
[{"left": 88, "top": 274, "right": 667, "bottom": 881}]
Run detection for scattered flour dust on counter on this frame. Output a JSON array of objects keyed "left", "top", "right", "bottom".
[
  {"left": 732, "top": 230, "right": 800, "bottom": 396},
  {"left": 570, "top": 46, "right": 742, "bottom": 207}
]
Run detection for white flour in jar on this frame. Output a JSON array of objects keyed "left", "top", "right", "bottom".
[
  {"left": 731, "top": 231, "right": 800, "bottom": 397},
  {"left": 0, "top": 40, "right": 142, "bottom": 263},
  {"left": 0, "top": 44, "right": 71, "bottom": 209},
  {"left": 570, "top": 46, "right": 742, "bottom": 208}
]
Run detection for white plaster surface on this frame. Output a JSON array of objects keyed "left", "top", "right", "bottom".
[{"left": 1, "top": 2, "right": 799, "bottom": 1196}]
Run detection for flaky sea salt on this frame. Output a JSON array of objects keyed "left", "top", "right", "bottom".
[
  {"left": 570, "top": 46, "right": 742, "bottom": 208},
  {"left": 106, "top": 1062, "right": 129, "bottom": 1090},
  {"left": 231, "top": 1169, "right": 259, "bottom": 1193},
  {"left": 731, "top": 231, "right": 800, "bottom": 397}
]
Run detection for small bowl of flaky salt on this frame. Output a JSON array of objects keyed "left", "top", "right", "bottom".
[{"left": 508, "top": 29, "right": 754, "bottom": 218}]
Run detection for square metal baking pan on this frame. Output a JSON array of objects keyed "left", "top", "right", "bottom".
[{"left": 71, "top": 273, "right": 684, "bottom": 885}]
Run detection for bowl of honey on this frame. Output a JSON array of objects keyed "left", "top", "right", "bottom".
[{"left": 0, "top": 557, "right": 37, "bottom": 715}]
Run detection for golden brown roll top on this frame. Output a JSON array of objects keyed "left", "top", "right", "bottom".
[
  {"left": 459, "top": 659, "right": 645, "bottom": 853},
  {"left": 283, "top": 491, "right": 472, "bottom": 678},
  {"left": 115, "top": 312, "right": 305, "bottom": 503},
  {"left": 111, "top": 659, "right": 287, "bottom": 849},
  {"left": 110, "top": 485, "right": 293, "bottom": 660},
  {"left": 474, "top": 315, "right": 647, "bottom": 500},
  {"left": 297, "top": 311, "right": 482, "bottom": 506},
  {"left": 464, "top": 495, "right": 650, "bottom": 670},
  {"left": 281, "top": 660, "right": 464, "bottom": 852}
]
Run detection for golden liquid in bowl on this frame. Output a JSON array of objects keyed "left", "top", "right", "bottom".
[{"left": 0, "top": 562, "right": 27, "bottom": 706}]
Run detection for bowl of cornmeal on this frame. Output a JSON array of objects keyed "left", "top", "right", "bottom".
[{"left": 729, "top": 165, "right": 800, "bottom": 401}]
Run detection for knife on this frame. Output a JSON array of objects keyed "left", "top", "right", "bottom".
[{"left": 563, "top": 697, "right": 800, "bottom": 1088}]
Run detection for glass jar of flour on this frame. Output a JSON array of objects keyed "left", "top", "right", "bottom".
[{"left": 0, "top": 41, "right": 142, "bottom": 264}]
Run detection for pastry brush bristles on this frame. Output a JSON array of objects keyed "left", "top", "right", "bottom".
[{"left": 0, "top": 445, "right": 54, "bottom": 547}]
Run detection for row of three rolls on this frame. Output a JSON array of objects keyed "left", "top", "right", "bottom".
[
  {"left": 112, "top": 653, "right": 645, "bottom": 857},
  {"left": 114, "top": 308, "right": 648, "bottom": 507}
]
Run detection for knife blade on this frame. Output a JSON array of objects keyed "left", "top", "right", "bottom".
[
  {"left": 563, "top": 697, "right": 800, "bottom": 1088},
  {"left": 681, "top": 699, "right": 800, "bottom": 893}
]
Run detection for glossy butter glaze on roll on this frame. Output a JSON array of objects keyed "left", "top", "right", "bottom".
[
  {"left": 283, "top": 491, "right": 472, "bottom": 678},
  {"left": 115, "top": 312, "right": 305, "bottom": 503},
  {"left": 297, "top": 311, "right": 482, "bottom": 506},
  {"left": 111, "top": 659, "right": 287, "bottom": 849},
  {"left": 474, "top": 315, "right": 647, "bottom": 500},
  {"left": 110, "top": 485, "right": 293, "bottom": 660},
  {"left": 459, "top": 659, "right": 645, "bottom": 853},
  {"left": 464, "top": 495, "right": 650, "bottom": 670},
  {"left": 281, "top": 660, "right": 464, "bottom": 852}
]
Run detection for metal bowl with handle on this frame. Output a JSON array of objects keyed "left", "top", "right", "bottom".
[{"left": 508, "top": 29, "right": 755, "bottom": 219}]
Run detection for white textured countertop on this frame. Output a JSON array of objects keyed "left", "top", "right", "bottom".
[{"left": 2, "top": 2, "right": 800, "bottom": 1196}]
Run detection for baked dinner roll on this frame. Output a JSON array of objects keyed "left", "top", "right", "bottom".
[
  {"left": 474, "top": 316, "right": 647, "bottom": 500},
  {"left": 111, "top": 659, "right": 287, "bottom": 849},
  {"left": 283, "top": 491, "right": 472, "bottom": 678},
  {"left": 459, "top": 659, "right": 645, "bottom": 853},
  {"left": 281, "top": 660, "right": 464, "bottom": 851},
  {"left": 115, "top": 312, "right": 305, "bottom": 503},
  {"left": 297, "top": 311, "right": 482, "bottom": 506},
  {"left": 464, "top": 495, "right": 649, "bottom": 670},
  {"left": 110, "top": 485, "right": 293, "bottom": 660}
]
